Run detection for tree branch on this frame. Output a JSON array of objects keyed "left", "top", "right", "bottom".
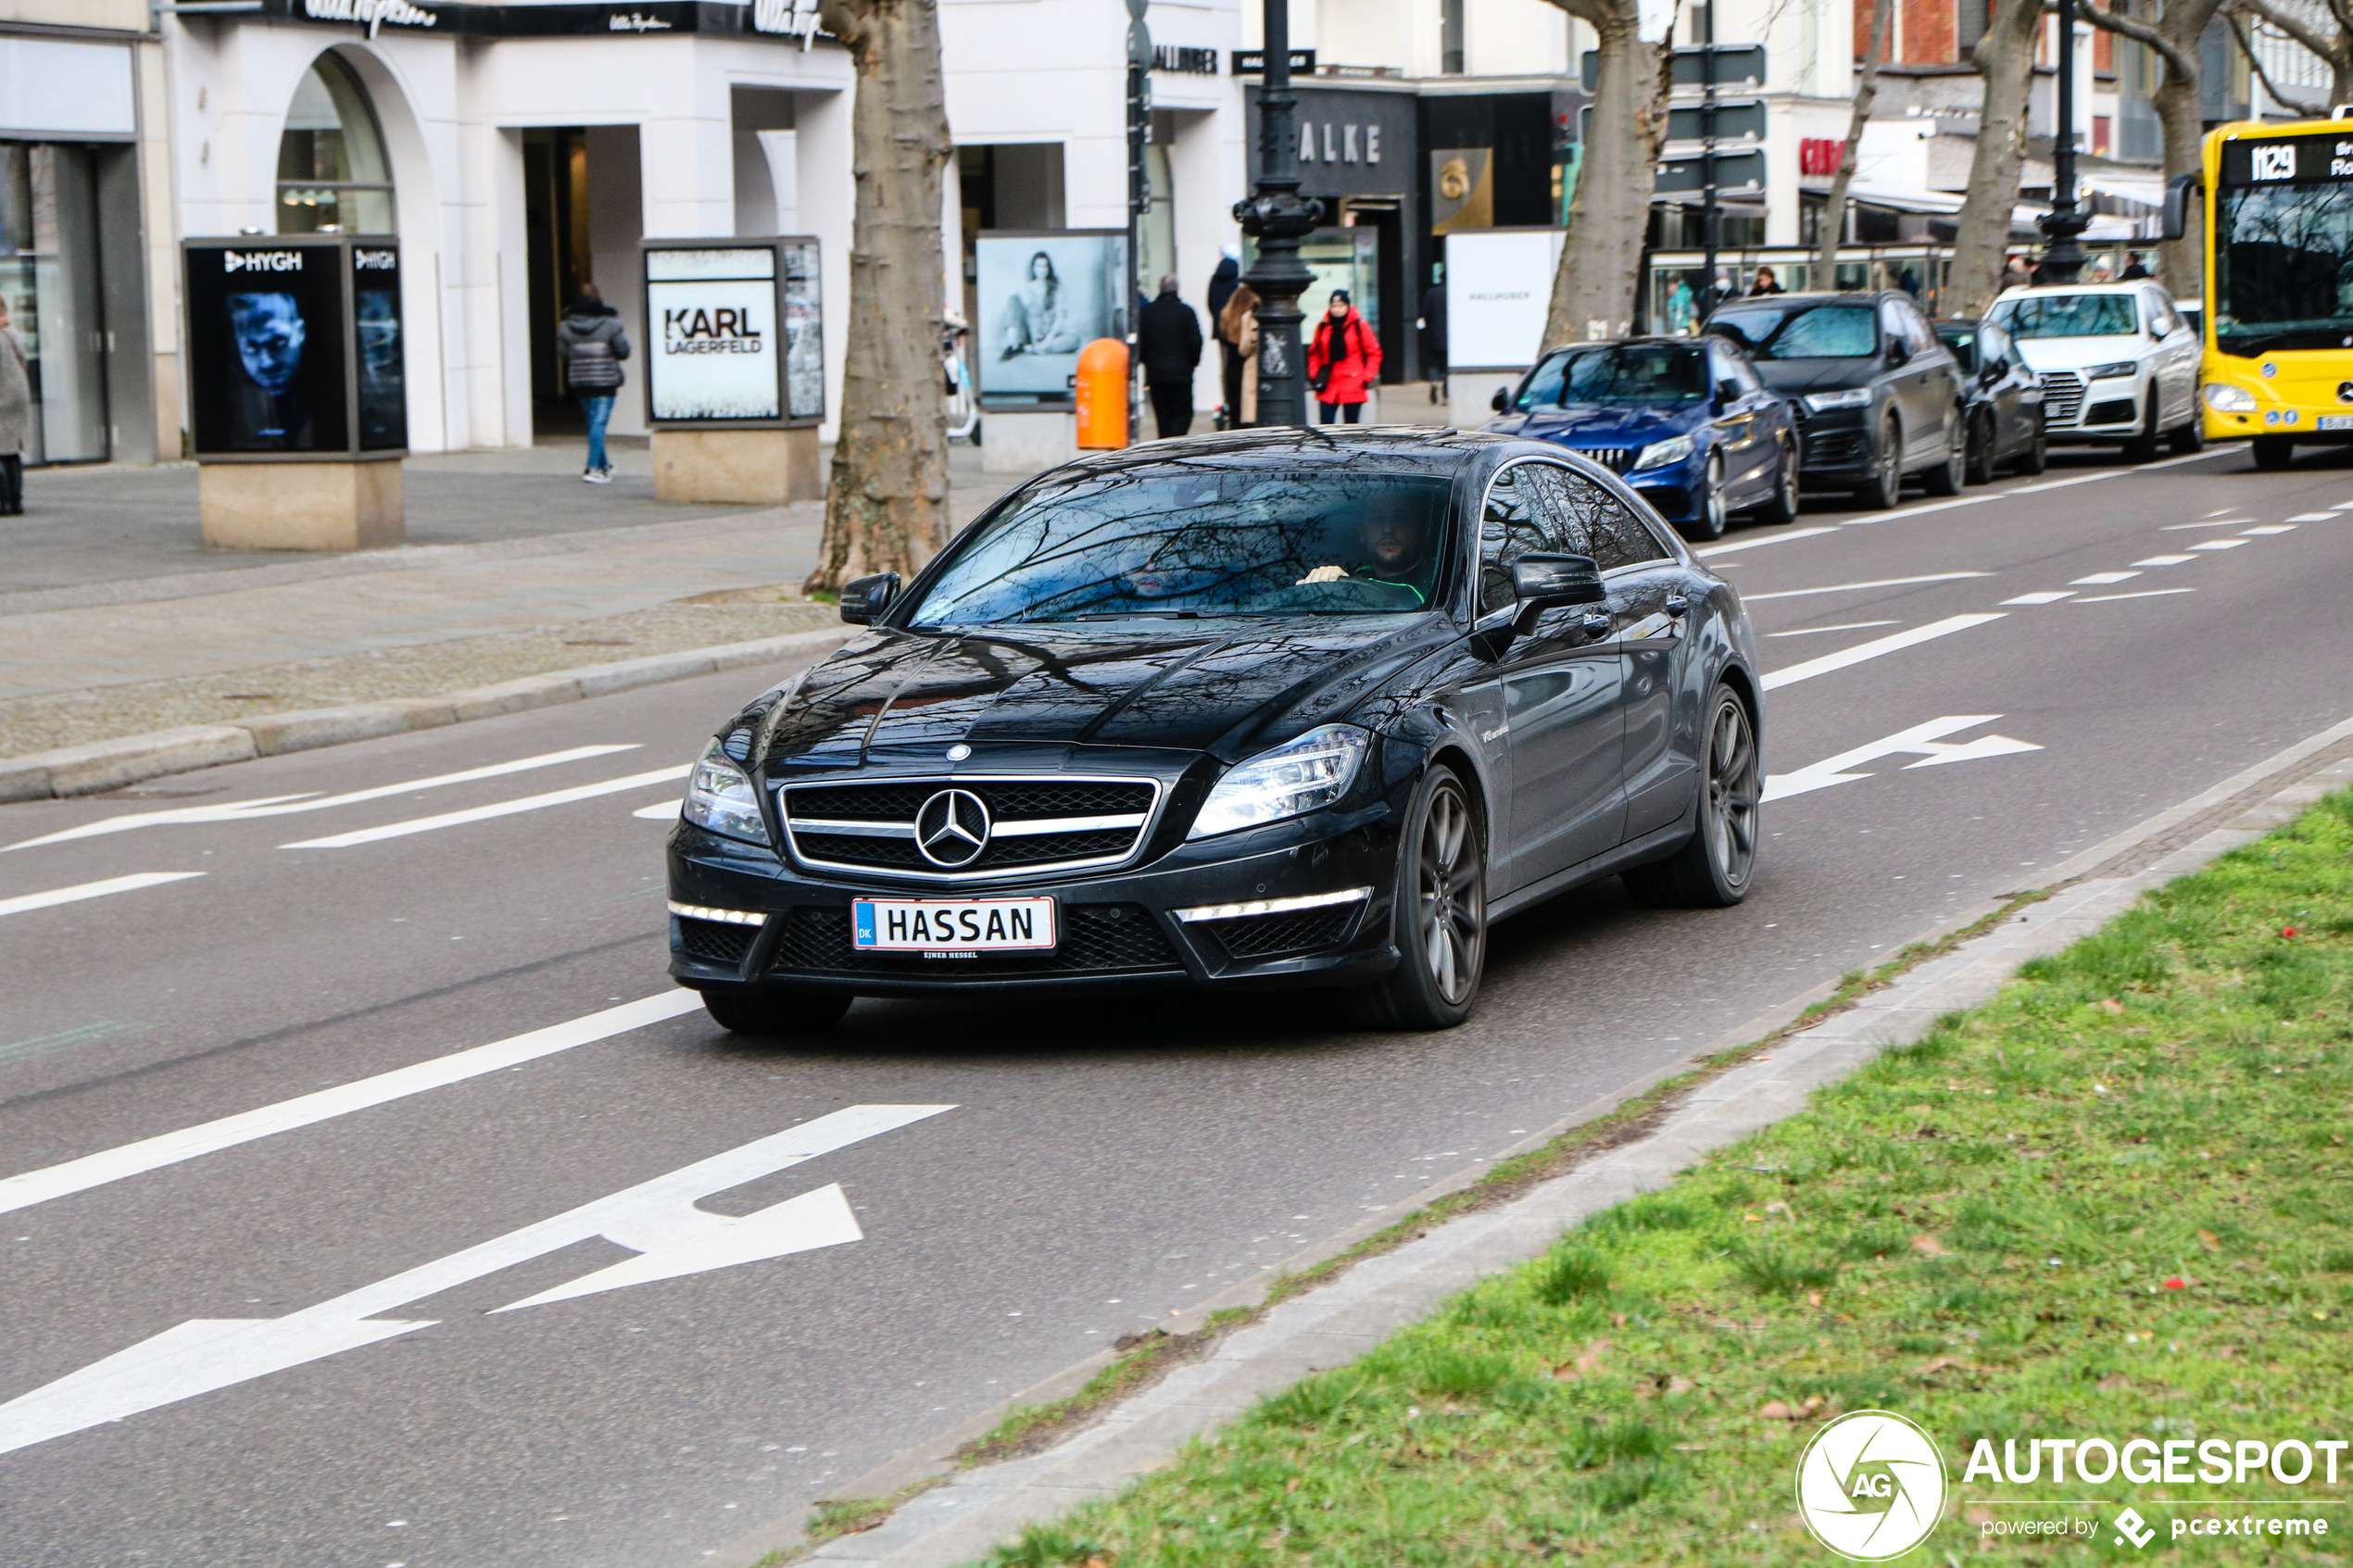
[
  {"left": 2226, "top": 0, "right": 2347, "bottom": 69},
  {"left": 2059, "top": 0, "right": 2199, "bottom": 86},
  {"left": 2223, "top": 4, "right": 2330, "bottom": 112}
]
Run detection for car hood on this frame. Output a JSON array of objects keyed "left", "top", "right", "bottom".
[
  {"left": 2009, "top": 337, "right": 2147, "bottom": 373},
  {"left": 755, "top": 619, "right": 1459, "bottom": 767},
  {"left": 1489, "top": 403, "right": 1704, "bottom": 447},
  {"left": 1746, "top": 358, "right": 1885, "bottom": 395}
]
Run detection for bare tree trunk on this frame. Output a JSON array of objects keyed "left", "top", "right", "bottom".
[
  {"left": 2075, "top": 0, "right": 2223, "bottom": 292},
  {"left": 1949, "top": 0, "right": 2045, "bottom": 318},
  {"left": 1540, "top": 0, "right": 1675, "bottom": 346},
  {"left": 1815, "top": 0, "right": 1896, "bottom": 288},
  {"left": 805, "top": 0, "right": 951, "bottom": 596}
]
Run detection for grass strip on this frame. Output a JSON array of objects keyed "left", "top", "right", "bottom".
[{"left": 978, "top": 790, "right": 2353, "bottom": 1565}]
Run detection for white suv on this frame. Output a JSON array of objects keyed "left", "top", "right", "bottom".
[{"left": 1987, "top": 282, "right": 2202, "bottom": 459}]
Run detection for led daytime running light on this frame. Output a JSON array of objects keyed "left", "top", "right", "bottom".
[
  {"left": 669, "top": 901, "right": 768, "bottom": 926},
  {"left": 1175, "top": 886, "right": 1373, "bottom": 923}
]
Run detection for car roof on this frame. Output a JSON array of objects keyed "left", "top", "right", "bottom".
[
  {"left": 1714, "top": 291, "right": 1901, "bottom": 306},
  {"left": 1994, "top": 282, "right": 2159, "bottom": 297},
  {"left": 1050, "top": 425, "right": 1521, "bottom": 477}
]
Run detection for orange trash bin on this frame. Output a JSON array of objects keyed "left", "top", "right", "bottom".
[{"left": 1075, "top": 337, "right": 1130, "bottom": 450}]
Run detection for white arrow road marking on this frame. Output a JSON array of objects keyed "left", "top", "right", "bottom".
[
  {"left": 633, "top": 798, "right": 683, "bottom": 821},
  {"left": 0, "top": 1105, "right": 952, "bottom": 1458},
  {"left": 1764, "top": 716, "right": 2043, "bottom": 802},
  {"left": 2, "top": 746, "right": 641, "bottom": 853},
  {"left": 1760, "top": 614, "right": 2006, "bottom": 691},
  {"left": 0, "top": 991, "right": 704, "bottom": 1218},
  {"left": 0, "top": 872, "right": 205, "bottom": 920},
  {"left": 280, "top": 764, "right": 692, "bottom": 848}
]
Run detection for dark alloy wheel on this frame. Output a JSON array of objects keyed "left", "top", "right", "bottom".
[
  {"left": 701, "top": 985, "right": 853, "bottom": 1035},
  {"left": 2252, "top": 434, "right": 2295, "bottom": 470},
  {"left": 2123, "top": 395, "right": 2162, "bottom": 463},
  {"left": 2169, "top": 409, "right": 2206, "bottom": 455},
  {"left": 1624, "top": 685, "right": 1760, "bottom": 909},
  {"left": 1854, "top": 416, "right": 1903, "bottom": 509},
  {"left": 1753, "top": 439, "right": 1800, "bottom": 524},
  {"left": 1923, "top": 413, "right": 1965, "bottom": 495},
  {"left": 1680, "top": 451, "right": 1729, "bottom": 542},
  {"left": 2015, "top": 410, "right": 2048, "bottom": 474},
  {"left": 1351, "top": 766, "right": 1486, "bottom": 1030},
  {"left": 1963, "top": 410, "right": 1995, "bottom": 485}
]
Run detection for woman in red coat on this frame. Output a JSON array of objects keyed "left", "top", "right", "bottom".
[{"left": 1306, "top": 289, "right": 1382, "bottom": 424}]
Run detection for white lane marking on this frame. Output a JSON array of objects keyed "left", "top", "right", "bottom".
[
  {"left": 0, "top": 1106, "right": 955, "bottom": 1459},
  {"left": 2284, "top": 513, "right": 2334, "bottom": 521},
  {"left": 280, "top": 765, "right": 692, "bottom": 848},
  {"left": 0, "top": 872, "right": 205, "bottom": 920},
  {"left": 3, "top": 746, "right": 643, "bottom": 853},
  {"left": 0, "top": 991, "right": 703, "bottom": 1218},
  {"left": 2242, "top": 523, "right": 2299, "bottom": 534},
  {"left": 1834, "top": 494, "right": 1991, "bottom": 524},
  {"left": 2161, "top": 519, "right": 2253, "bottom": 530},
  {"left": 633, "top": 799, "right": 684, "bottom": 821},
  {"left": 2070, "top": 571, "right": 2141, "bottom": 585},
  {"left": 1767, "top": 620, "right": 1900, "bottom": 638},
  {"left": 2189, "top": 538, "right": 2250, "bottom": 551},
  {"left": 1693, "top": 526, "right": 1841, "bottom": 558},
  {"left": 2001, "top": 591, "right": 2076, "bottom": 606},
  {"left": 2132, "top": 555, "right": 2198, "bottom": 566},
  {"left": 2077, "top": 587, "right": 2198, "bottom": 603},
  {"left": 2132, "top": 445, "right": 2248, "bottom": 470},
  {"left": 1764, "top": 716, "right": 2042, "bottom": 802},
  {"left": 1741, "top": 571, "right": 1992, "bottom": 601},
  {"left": 1760, "top": 614, "right": 2006, "bottom": 691}
]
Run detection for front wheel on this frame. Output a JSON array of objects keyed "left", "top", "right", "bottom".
[
  {"left": 1752, "top": 439, "right": 1801, "bottom": 524},
  {"left": 1350, "top": 767, "right": 1486, "bottom": 1031},
  {"left": 1680, "top": 451, "right": 1729, "bottom": 542},
  {"left": 2123, "top": 395, "right": 2162, "bottom": 463},
  {"left": 1623, "top": 685, "right": 1760, "bottom": 909},
  {"left": 1852, "top": 417, "right": 1903, "bottom": 510},
  {"left": 1963, "top": 410, "right": 1995, "bottom": 486},
  {"left": 2251, "top": 434, "right": 2294, "bottom": 470},
  {"left": 2169, "top": 411, "right": 2206, "bottom": 455},
  {"left": 1923, "top": 414, "right": 1965, "bottom": 495},
  {"left": 2014, "top": 410, "right": 2048, "bottom": 474},
  {"left": 700, "top": 985, "right": 853, "bottom": 1036}
]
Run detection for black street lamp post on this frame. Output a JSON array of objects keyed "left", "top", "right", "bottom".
[
  {"left": 2037, "top": 0, "right": 2090, "bottom": 282},
  {"left": 1235, "top": 0, "right": 1322, "bottom": 428}
]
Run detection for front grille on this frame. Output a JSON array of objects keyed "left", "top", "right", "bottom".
[
  {"left": 2083, "top": 398, "right": 2135, "bottom": 427},
  {"left": 1199, "top": 904, "right": 1360, "bottom": 958},
  {"left": 767, "top": 903, "right": 1183, "bottom": 978},
  {"left": 1571, "top": 446, "right": 1637, "bottom": 474},
  {"left": 1802, "top": 429, "right": 1866, "bottom": 469},
  {"left": 781, "top": 775, "right": 1161, "bottom": 879},
  {"left": 2039, "top": 371, "right": 2085, "bottom": 427},
  {"left": 676, "top": 916, "right": 757, "bottom": 967}
]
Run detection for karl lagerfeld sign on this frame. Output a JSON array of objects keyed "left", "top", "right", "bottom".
[{"left": 641, "top": 239, "right": 823, "bottom": 427}]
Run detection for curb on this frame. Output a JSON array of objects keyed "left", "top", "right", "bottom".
[
  {"left": 0, "top": 628, "right": 855, "bottom": 805},
  {"left": 709, "top": 713, "right": 2353, "bottom": 1568}
]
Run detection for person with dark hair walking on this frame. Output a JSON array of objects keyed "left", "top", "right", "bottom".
[
  {"left": 1138, "top": 273, "right": 1204, "bottom": 441},
  {"left": 1207, "top": 251, "right": 1241, "bottom": 425},
  {"left": 1417, "top": 273, "right": 1447, "bottom": 403},
  {"left": 0, "top": 296, "right": 27, "bottom": 516},
  {"left": 556, "top": 282, "right": 630, "bottom": 483},
  {"left": 1307, "top": 289, "right": 1381, "bottom": 424}
]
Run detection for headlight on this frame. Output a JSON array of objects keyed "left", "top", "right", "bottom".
[
  {"left": 1189, "top": 724, "right": 1372, "bottom": 840},
  {"left": 1803, "top": 388, "right": 1872, "bottom": 413},
  {"left": 2085, "top": 360, "right": 2138, "bottom": 381},
  {"left": 682, "top": 739, "right": 772, "bottom": 846},
  {"left": 1630, "top": 433, "right": 1696, "bottom": 472},
  {"left": 2203, "top": 383, "right": 2258, "bottom": 411}
]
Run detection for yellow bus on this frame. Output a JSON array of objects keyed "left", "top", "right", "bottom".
[{"left": 2173, "top": 115, "right": 2353, "bottom": 467}]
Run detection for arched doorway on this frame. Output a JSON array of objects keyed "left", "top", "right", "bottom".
[{"left": 275, "top": 53, "right": 396, "bottom": 235}]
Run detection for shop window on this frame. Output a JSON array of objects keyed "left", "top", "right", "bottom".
[
  {"left": 277, "top": 53, "right": 396, "bottom": 235},
  {"left": 1441, "top": 0, "right": 1465, "bottom": 74},
  {"left": 0, "top": 143, "right": 107, "bottom": 464}
]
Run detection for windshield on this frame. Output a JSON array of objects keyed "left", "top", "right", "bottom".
[
  {"left": 1706, "top": 303, "right": 1877, "bottom": 358},
  {"left": 2213, "top": 182, "right": 2353, "bottom": 353},
  {"left": 1991, "top": 294, "right": 2137, "bottom": 337},
  {"left": 1516, "top": 343, "right": 1707, "bottom": 409},
  {"left": 902, "top": 465, "right": 1454, "bottom": 626}
]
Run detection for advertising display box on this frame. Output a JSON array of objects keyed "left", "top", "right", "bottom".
[
  {"left": 183, "top": 234, "right": 407, "bottom": 550},
  {"left": 972, "top": 230, "right": 1127, "bottom": 473},
  {"left": 641, "top": 238, "right": 824, "bottom": 504}
]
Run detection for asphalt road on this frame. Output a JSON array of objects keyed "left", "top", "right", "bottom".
[{"left": 4, "top": 440, "right": 2350, "bottom": 1568}]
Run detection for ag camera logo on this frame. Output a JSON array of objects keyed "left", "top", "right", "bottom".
[{"left": 1795, "top": 1410, "right": 1947, "bottom": 1561}]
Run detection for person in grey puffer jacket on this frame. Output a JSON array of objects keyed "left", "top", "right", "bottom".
[
  {"left": 556, "top": 283, "right": 630, "bottom": 483},
  {"left": 0, "top": 295, "right": 31, "bottom": 515}
]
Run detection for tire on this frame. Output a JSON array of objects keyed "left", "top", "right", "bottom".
[
  {"left": 1923, "top": 412, "right": 1965, "bottom": 495},
  {"left": 1680, "top": 451, "right": 1729, "bottom": 542},
  {"left": 1963, "top": 410, "right": 1995, "bottom": 486},
  {"left": 1852, "top": 416, "right": 1903, "bottom": 510},
  {"left": 2169, "top": 408, "right": 2206, "bottom": 455},
  {"left": 2252, "top": 434, "right": 2294, "bottom": 470},
  {"left": 1349, "top": 766, "right": 1487, "bottom": 1030},
  {"left": 2123, "top": 395, "right": 2162, "bottom": 463},
  {"left": 701, "top": 985, "right": 853, "bottom": 1036},
  {"left": 2015, "top": 411, "right": 2048, "bottom": 475},
  {"left": 1751, "top": 439, "right": 1800, "bottom": 525},
  {"left": 1622, "top": 684, "right": 1761, "bottom": 909}
]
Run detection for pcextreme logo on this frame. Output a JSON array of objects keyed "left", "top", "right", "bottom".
[{"left": 1795, "top": 1410, "right": 1949, "bottom": 1561}]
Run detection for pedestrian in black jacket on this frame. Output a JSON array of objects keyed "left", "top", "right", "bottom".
[
  {"left": 1137, "top": 274, "right": 1203, "bottom": 441},
  {"left": 1207, "top": 254, "right": 1241, "bottom": 423}
]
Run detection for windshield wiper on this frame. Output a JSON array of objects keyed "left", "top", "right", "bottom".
[{"left": 1066, "top": 609, "right": 1202, "bottom": 620}]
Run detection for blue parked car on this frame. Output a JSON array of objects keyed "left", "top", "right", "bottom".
[{"left": 1484, "top": 336, "right": 1800, "bottom": 540}]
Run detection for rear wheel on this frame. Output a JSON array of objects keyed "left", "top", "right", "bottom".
[
  {"left": 2169, "top": 408, "right": 2206, "bottom": 455},
  {"left": 2123, "top": 395, "right": 2162, "bottom": 463},
  {"left": 1853, "top": 416, "right": 1903, "bottom": 509},
  {"left": 1680, "top": 451, "right": 1729, "bottom": 542},
  {"left": 2015, "top": 410, "right": 2048, "bottom": 474},
  {"left": 2252, "top": 435, "right": 2295, "bottom": 470},
  {"left": 1752, "top": 439, "right": 1801, "bottom": 524},
  {"left": 1623, "top": 685, "right": 1760, "bottom": 909},
  {"left": 700, "top": 985, "right": 853, "bottom": 1036},
  {"left": 1350, "top": 767, "right": 1486, "bottom": 1031},
  {"left": 1963, "top": 410, "right": 1995, "bottom": 485},
  {"left": 1923, "top": 413, "right": 1966, "bottom": 495}
]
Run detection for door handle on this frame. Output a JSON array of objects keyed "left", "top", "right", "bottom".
[
  {"left": 1579, "top": 612, "right": 1611, "bottom": 637},
  {"left": 1665, "top": 595, "right": 1690, "bottom": 618}
]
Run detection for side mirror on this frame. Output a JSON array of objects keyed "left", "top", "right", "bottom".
[
  {"left": 2163, "top": 171, "right": 2200, "bottom": 242},
  {"left": 1491, "top": 387, "right": 1510, "bottom": 412},
  {"left": 1511, "top": 552, "right": 1606, "bottom": 611},
  {"left": 838, "top": 571, "right": 901, "bottom": 626},
  {"left": 1885, "top": 339, "right": 1911, "bottom": 369},
  {"left": 1716, "top": 378, "right": 1742, "bottom": 405}
]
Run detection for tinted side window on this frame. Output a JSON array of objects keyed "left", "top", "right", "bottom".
[
  {"left": 1878, "top": 299, "right": 1913, "bottom": 356},
  {"left": 1529, "top": 463, "right": 1667, "bottom": 571},
  {"left": 1478, "top": 464, "right": 1563, "bottom": 614}
]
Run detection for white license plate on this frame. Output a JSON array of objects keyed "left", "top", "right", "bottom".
[
  {"left": 2320, "top": 415, "right": 2353, "bottom": 431},
  {"left": 851, "top": 897, "right": 1057, "bottom": 954}
]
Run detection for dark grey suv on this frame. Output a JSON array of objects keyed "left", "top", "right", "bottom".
[{"left": 1705, "top": 291, "right": 1966, "bottom": 509}]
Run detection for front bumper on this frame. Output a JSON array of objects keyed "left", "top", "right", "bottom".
[
  {"left": 2045, "top": 378, "right": 2144, "bottom": 443},
  {"left": 1791, "top": 407, "right": 1876, "bottom": 483},
  {"left": 665, "top": 804, "right": 1408, "bottom": 998}
]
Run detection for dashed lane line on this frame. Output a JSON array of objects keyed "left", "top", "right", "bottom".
[
  {"left": 1760, "top": 614, "right": 2006, "bottom": 691},
  {"left": 280, "top": 765, "right": 692, "bottom": 849},
  {"left": 1767, "top": 620, "right": 1900, "bottom": 638},
  {"left": 2077, "top": 587, "right": 2198, "bottom": 603},
  {"left": 0, "top": 872, "right": 205, "bottom": 921},
  {"left": 1740, "top": 571, "right": 1991, "bottom": 601}
]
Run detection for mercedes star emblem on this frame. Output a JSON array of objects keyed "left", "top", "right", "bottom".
[
  {"left": 2337, "top": 381, "right": 2353, "bottom": 404},
  {"left": 914, "top": 788, "right": 991, "bottom": 867}
]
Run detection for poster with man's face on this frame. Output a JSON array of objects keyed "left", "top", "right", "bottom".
[
  {"left": 184, "top": 242, "right": 349, "bottom": 456},
  {"left": 974, "top": 232, "right": 1128, "bottom": 404},
  {"left": 353, "top": 245, "right": 407, "bottom": 451}
]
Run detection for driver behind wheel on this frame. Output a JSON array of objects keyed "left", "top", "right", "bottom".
[{"left": 1297, "top": 489, "right": 1432, "bottom": 605}]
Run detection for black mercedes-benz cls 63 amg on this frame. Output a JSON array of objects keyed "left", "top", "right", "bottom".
[{"left": 666, "top": 428, "right": 1762, "bottom": 1033}]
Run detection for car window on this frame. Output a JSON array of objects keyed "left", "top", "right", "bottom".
[
  {"left": 1707, "top": 303, "right": 1877, "bottom": 358},
  {"left": 1527, "top": 463, "right": 1669, "bottom": 571},
  {"left": 1879, "top": 299, "right": 1915, "bottom": 356},
  {"left": 1991, "top": 293, "right": 2138, "bottom": 337},
  {"left": 1975, "top": 322, "right": 2010, "bottom": 370},
  {"left": 1519, "top": 343, "right": 1708, "bottom": 409},
  {"left": 1478, "top": 463, "right": 1563, "bottom": 614},
  {"left": 1937, "top": 328, "right": 1977, "bottom": 373},
  {"left": 1897, "top": 300, "right": 1937, "bottom": 352},
  {"left": 2146, "top": 292, "right": 2180, "bottom": 336}
]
